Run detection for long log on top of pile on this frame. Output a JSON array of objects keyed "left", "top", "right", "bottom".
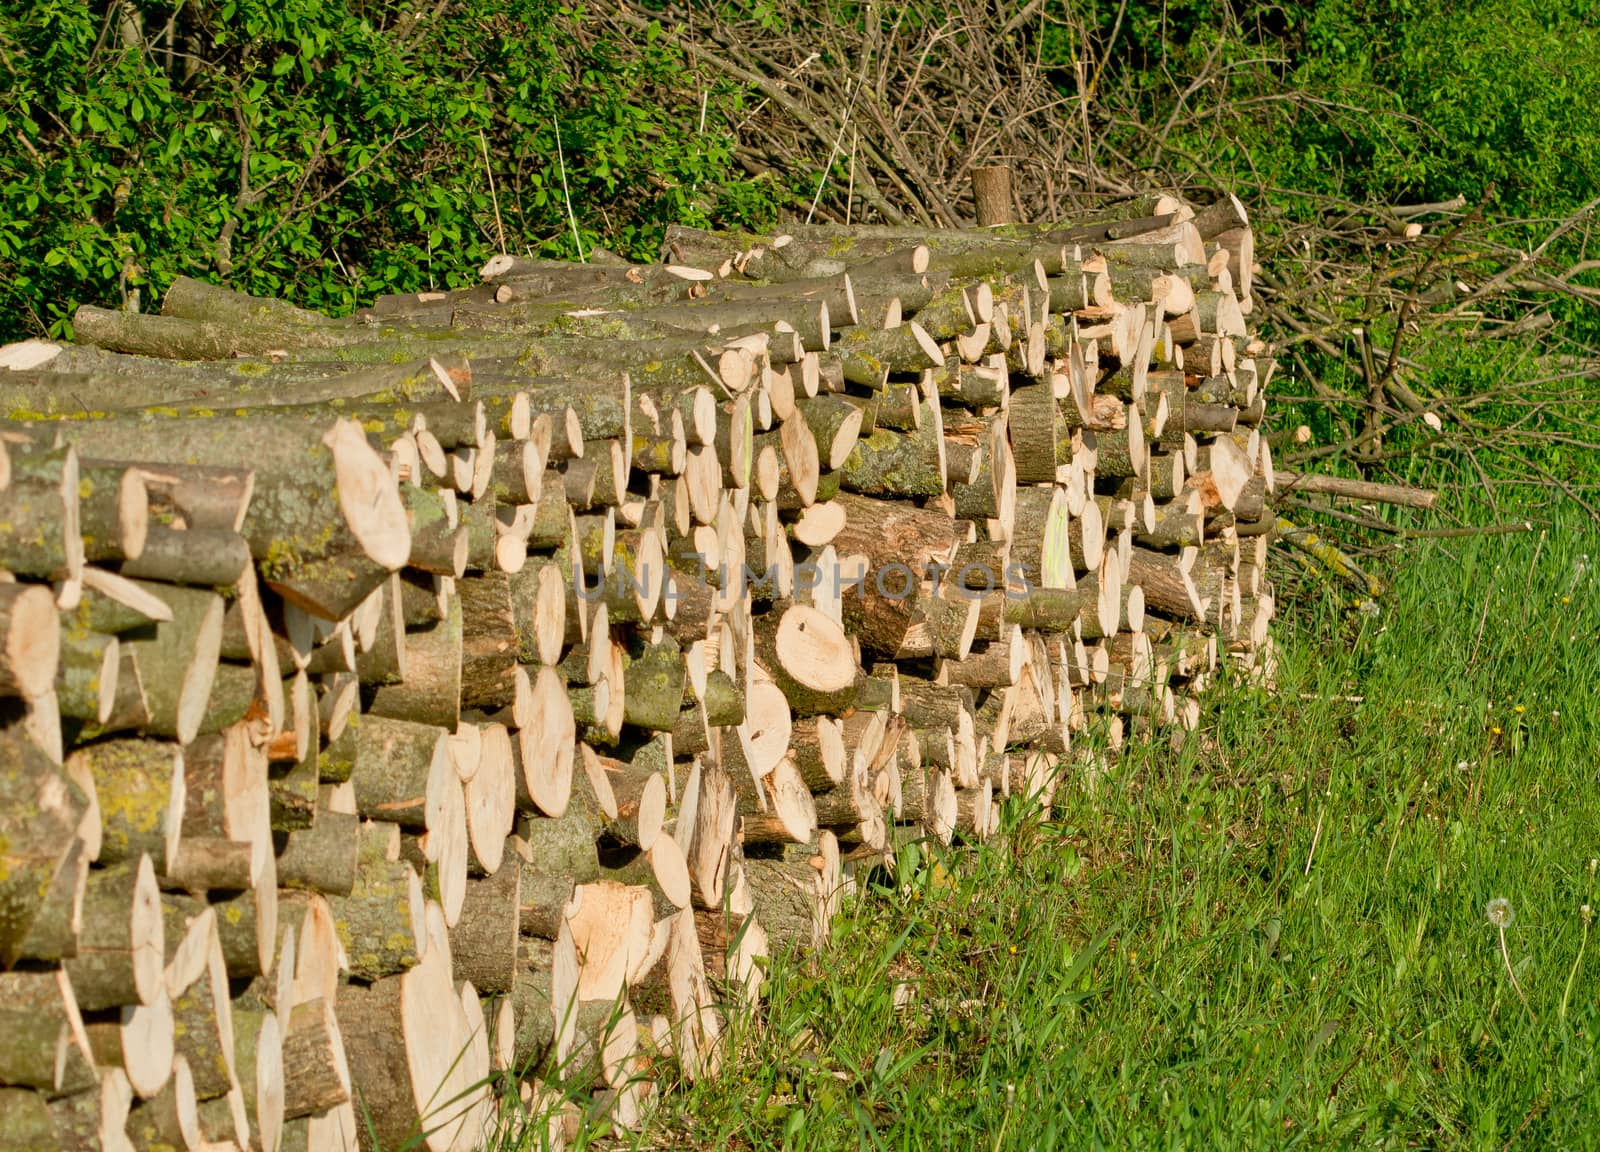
[{"left": 0, "top": 181, "right": 1279, "bottom": 1150}]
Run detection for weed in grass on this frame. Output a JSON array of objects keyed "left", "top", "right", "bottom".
[
  {"left": 1562, "top": 896, "right": 1594, "bottom": 1026},
  {"left": 1486, "top": 898, "right": 1532, "bottom": 1016}
]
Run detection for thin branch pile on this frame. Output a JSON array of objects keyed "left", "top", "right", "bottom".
[
  {"left": 583, "top": 0, "right": 1600, "bottom": 548},
  {"left": 0, "top": 187, "right": 1275, "bottom": 1149}
]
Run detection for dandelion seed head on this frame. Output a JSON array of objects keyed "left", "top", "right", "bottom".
[{"left": 1486, "top": 897, "right": 1514, "bottom": 928}]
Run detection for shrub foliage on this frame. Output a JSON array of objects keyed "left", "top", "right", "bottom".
[{"left": 0, "top": 0, "right": 782, "bottom": 340}]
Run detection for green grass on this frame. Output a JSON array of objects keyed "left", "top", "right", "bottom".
[{"left": 613, "top": 512, "right": 1600, "bottom": 1150}]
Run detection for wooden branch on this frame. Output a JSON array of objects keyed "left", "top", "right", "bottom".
[{"left": 1272, "top": 471, "right": 1438, "bottom": 510}]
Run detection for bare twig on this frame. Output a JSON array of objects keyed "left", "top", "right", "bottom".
[
  {"left": 572, "top": 0, "right": 1600, "bottom": 554},
  {"left": 478, "top": 127, "right": 507, "bottom": 257},
  {"left": 553, "top": 118, "right": 584, "bottom": 263}
]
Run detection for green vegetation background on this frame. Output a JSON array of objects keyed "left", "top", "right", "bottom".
[{"left": 6, "top": 0, "right": 1598, "bottom": 341}]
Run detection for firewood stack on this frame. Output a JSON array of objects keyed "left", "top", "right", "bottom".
[{"left": 0, "top": 189, "right": 1274, "bottom": 1150}]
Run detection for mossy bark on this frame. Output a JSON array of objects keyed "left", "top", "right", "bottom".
[
  {"left": 326, "top": 833, "right": 422, "bottom": 982},
  {"left": 0, "top": 732, "right": 91, "bottom": 966}
]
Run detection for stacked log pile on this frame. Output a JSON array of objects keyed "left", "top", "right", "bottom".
[{"left": 0, "top": 188, "right": 1274, "bottom": 1150}]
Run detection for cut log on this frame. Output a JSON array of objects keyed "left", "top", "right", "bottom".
[
  {"left": 0, "top": 729, "right": 90, "bottom": 967},
  {"left": 326, "top": 824, "right": 425, "bottom": 982},
  {"left": 368, "top": 596, "right": 463, "bottom": 730},
  {"left": 733, "top": 747, "right": 818, "bottom": 846},
  {"left": 1008, "top": 485, "right": 1074, "bottom": 590},
  {"left": 230, "top": 1004, "right": 284, "bottom": 1152},
  {"left": 117, "top": 582, "right": 224, "bottom": 744},
  {"left": 45, "top": 1067, "right": 136, "bottom": 1152},
  {"left": 281, "top": 997, "right": 351, "bottom": 1121},
  {"left": 124, "top": 1053, "right": 199, "bottom": 1152},
  {"left": 619, "top": 640, "right": 687, "bottom": 733},
  {"left": 0, "top": 444, "right": 84, "bottom": 581},
  {"left": 518, "top": 806, "right": 600, "bottom": 941},
  {"left": 509, "top": 561, "right": 567, "bottom": 666},
  {"left": 830, "top": 491, "right": 960, "bottom": 577},
  {"left": 349, "top": 714, "right": 451, "bottom": 830},
  {"left": 63, "top": 856, "right": 164, "bottom": 1011},
  {"left": 28, "top": 417, "right": 408, "bottom": 619},
  {"left": 463, "top": 722, "right": 515, "bottom": 873},
  {"left": 449, "top": 857, "right": 521, "bottom": 996},
  {"left": 514, "top": 664, "right": 576, "bottom": 818},
  {"left": 752, "top": 602, "right": 857, "bottom": 716},
  {"left": 564, "top": 882, "right": 654, "bottom": 1003},
  {"left": 790, "top": 715, "right": 847, "bottom": 791},
  {"left": 337, "top": 957, "right": 461, "bottom": 1151},
  {"left": 276, "top": 807, "right": 360, "bottom": 897},
  {"left": 457, "top": 573, "right": 520, "bottom": 709},
  {"left": 168, "top": 920, "right": 238, "bottom": 1102},
  {"left": 1127, "top": 546, "right": 1206, "bottom": 621},
  {"left": 83, "top": 987, "right": 175, "bottom": 1101},
  {"left": 839, "top": 416, "right": 946, "bottom": 500},
  {"left": 720, "top": 677, "right": 793, "bottom": 785},
  {"left": 509, "top": 928, "right": 580, "bottom": 1078},
  {"left": 119, "top": 523, "right": 250, "bottom": 587},
  {"left": 0, "top": 584, "right": 59, "bottom": 701},
  {"left": 794, "top": 395, "right": 864, "bottom": 470},
  {"left": 594, "top": 753, "right": 667, "bottom": 851},
  {"left": 0, "top": 970, "right": 94, "bottom": 1094},
  {"left": 902, "top": 766, "right": 958, "bottom": 844},
  {"left": 743, "top": 847, "right": 827, "bottom": 953}
]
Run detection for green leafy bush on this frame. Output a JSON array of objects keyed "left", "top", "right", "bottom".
[
  {"left": 1048, "top": 0, "right": 1600, "bottom": 222},
  {"left": 0, "top": 0, "right": 789, "bottom": 340}
]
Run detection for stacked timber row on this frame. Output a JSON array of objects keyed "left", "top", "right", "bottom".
[{"left": 0, "top": 189, "right": 1274, "bottom": 1150}]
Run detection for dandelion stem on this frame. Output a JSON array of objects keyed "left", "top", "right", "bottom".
[
  {"left": 1499, "top": 924, "right": 1533, "bottom": 1016},
  {"left": 1560, "top": 917, "right": 1590, "bottom": 1024}
]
